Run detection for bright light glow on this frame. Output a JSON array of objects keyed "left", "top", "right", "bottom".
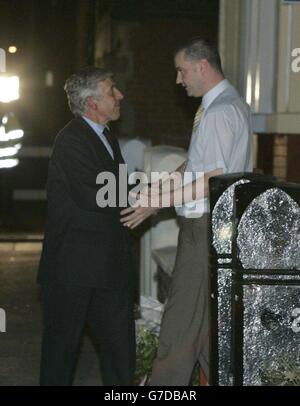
[
  {"left": 0, "top": 129, "right": 24, "bottom": 142},
  {"left": 0, "top": 48, "right": 5, "bottom": 73},
  {"left": 255, "top": 65, "right": 260, "bottom": 111},
  {"left": 0, "top": 76, "right": 20, "bottom": 102},
  {"left": 8, "top": 46, "right": 17, "bottom": 54},
  {"left": 0, "top": 158, "right": 19, "bottom": 168},
  {"left": 45, "top": 71, "right": 54, "bottom": 87},
  {"left": 0, "top": 115, "right": 24, "bottom": 141},
  {"left": 0, "top": 145, "right": 19, "bottom": 158},
  {"left": 0, "top": 133, "right": 9, "bottom": 142},
  {"left": 246, "top": 72, "right": 252, "bottom": 106},
  {"left": 7, "top": 129, "right": 24, "bottom": 139},
  {"left": 0, "top": 125, "right": 7, "bottom": 141}
]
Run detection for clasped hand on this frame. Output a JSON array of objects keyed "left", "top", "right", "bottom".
[{"left": 120, "top": 184, "right": 160, "bottom": 229}]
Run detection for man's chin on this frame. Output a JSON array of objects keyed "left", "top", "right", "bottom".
[
  {"left": 187, "top": 90, "right": 201, "bottom": 98},
  {"left": 112, "top": 112, "right": 121, "bottom": 121}
]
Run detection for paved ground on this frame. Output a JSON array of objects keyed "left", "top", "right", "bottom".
[{"left": 0, "top": 245, "right": 102, "bottom": 386}]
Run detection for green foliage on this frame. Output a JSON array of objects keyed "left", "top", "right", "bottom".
[
  {"left": 260, "top": 358, "right": 300, "bottom": 386},
  {"left": 134, "top": 327, "right": 159, "bottom": 385},
  {"left": 190, "top": 362, "right": 200, "bottom": 386},
  {"left": 134, "top": 326, "right": 201, "bottom": 385},
  {"left": 134, "top": 327, "right": 300, "bottom": 386}
]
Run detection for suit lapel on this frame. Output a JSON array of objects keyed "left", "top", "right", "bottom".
[{"left": 74, "top": 117, "right": 117, "bottom": 167}]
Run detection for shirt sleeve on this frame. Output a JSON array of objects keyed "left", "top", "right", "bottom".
[{"left": 200, "top": 107, "right": 236, "bottom": 173}]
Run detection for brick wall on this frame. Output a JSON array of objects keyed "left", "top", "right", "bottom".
[
  {"left": 287, "top": 135, "right": 300, "bottom": 183},
  {"left": 273, "top": 135, "right": 288, "bottom": 180},
  {"left": 256, "top": 133, "right": 300, "bottom": 183}
]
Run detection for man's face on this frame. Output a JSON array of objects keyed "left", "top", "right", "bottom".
[
  {"left": 175, "top": 50, "right": 204, "bottom": 97},
  {"left": 91, "top": 78, "right": 124, "bottom": 123}
]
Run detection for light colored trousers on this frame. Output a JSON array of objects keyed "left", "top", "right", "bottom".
[{"left": 150, "top": 214, "right": 210, "bottom": 386}]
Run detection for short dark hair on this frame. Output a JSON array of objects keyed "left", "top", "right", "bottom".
[
  {"left": 64, "top": 67, "right": 113, "bottom": 115},
  {"left": 175, "top": 38, "right": 223, "bottom": 75}
]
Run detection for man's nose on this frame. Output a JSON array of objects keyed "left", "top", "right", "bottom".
[
  {"left": 116, "top": 88, "right": 124, "bottom": 100},
  {"left": 176, "top": 71, "right": 182, "bottom": 85}
]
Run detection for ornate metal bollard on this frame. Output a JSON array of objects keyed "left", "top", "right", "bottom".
[{"left": 208, "top": 173, "right": 300, "bottom": 385}]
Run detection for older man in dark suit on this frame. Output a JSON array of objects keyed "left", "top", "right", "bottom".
[{"left": 38, "top": 67, "right": 136, "bottom": 386}]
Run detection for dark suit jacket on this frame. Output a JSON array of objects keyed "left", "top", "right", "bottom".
[{"left": 38, "top": 116, "right": 135, "bottom": 289}]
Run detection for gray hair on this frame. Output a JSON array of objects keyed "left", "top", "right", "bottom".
[
  {"left": 175, "top": 38, "right": 223, "bottom": 75},
  {"left": 64, "top": 67, "right": 113, "bottom": 115}
]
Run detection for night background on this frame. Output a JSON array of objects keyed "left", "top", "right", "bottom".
[
  {"left": 0, "top": 0, "right": 220, "bottom": 385},
  {"left": 0, "top": 0, "right": 220, "bottom": 232},
  {"left": 0, "top": 0, "right": 299, "bottom": 386}
]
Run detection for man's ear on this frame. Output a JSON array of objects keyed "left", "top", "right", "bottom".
[
  {"left": 86, "top": 96, "right": 96, "bottom": 111},
  {"left": 198, "top": 59, "right": 209, "bottom": 73}
]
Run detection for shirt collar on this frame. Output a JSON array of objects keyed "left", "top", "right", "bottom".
[
  {"left": 202, "top": 79, "right": 230, "bottom": 110},
  {"left": 82, "top": 115, "right": 106, "bottom": 136}
]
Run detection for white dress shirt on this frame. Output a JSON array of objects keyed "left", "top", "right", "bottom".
[
  {"left": 176, "top": 79, "right": 253, "bottom": 217},
  {"left": 82, "top": 116, "right": 114, "bottom": 159}
]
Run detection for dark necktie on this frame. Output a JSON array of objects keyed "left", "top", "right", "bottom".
[
  {"left": 102, "top": 127, "right": 124, "bottom": 164},
  {"left": 103, "top": 127, "right": 115, "bottom": 153}
]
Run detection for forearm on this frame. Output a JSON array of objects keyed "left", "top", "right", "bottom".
[
  {"left": 150, "top": 160, "right": 187, "bottom": 193},
  {"left": 160, "top": 168, "right": 223, "bottom": 207}
]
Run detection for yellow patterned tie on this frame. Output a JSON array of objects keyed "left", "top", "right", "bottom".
[{"left": 193, "top": 104, "right": 204, "bottom": 131}]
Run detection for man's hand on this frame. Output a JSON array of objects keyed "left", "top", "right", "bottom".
[
  {"left": 122, "top": 183, "right": 161, "bottom": 229},
  {"left": 120, "top": 206, "right": 159, "bottom": 229}
]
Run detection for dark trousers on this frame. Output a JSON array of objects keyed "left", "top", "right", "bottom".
[
  {"left": 40, "top": 283, "right": 136, "bottom": 386},
  {"left": 150, "top": 214, "right": 210, "bottom": 386}
]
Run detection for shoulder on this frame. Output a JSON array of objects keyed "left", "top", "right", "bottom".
[
  {"left": 51, "top": 117, "right": 91, "bottom": 162},
  {"left": 205, "top": 87, "right": 250, "bottom": 123},
  {"left": 54, "top": 117, "right": 88, "bottom": 148}
]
